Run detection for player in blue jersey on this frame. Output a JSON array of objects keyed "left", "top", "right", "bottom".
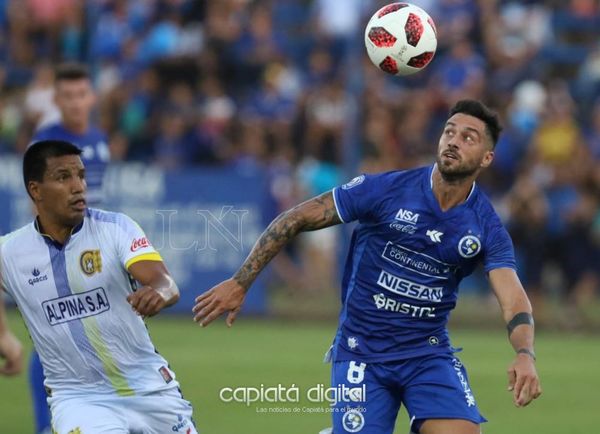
[
  {"left": 194, "top": 100, "right": 542, "bottom": 434},
  {"left": 32, "top": 63, "right": 110, "bottom": 205},
  {"left": 29, "top": 63, "right": 110, "bottom": 434}
]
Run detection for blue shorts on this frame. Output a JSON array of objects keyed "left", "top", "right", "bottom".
[{"left": 331, "top": 353, "right": 486, "bottom": 434}]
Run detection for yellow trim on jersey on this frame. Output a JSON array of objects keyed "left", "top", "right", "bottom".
[{"left": 125, "top": 252, "right": 163, "bottom": 270}]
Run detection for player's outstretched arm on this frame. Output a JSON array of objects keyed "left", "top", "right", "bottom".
[
  {"left": 126, "top": 261, "right": 180, "bottom": 317},
  {"left": 193, "top": 191, "right": 342, "bottom": 327},
  {"left": 0, "top": 296, "right": 23, "bottom": 376},
  {"left": 489, "top": 267, "right": 542, "bottom": 408}
]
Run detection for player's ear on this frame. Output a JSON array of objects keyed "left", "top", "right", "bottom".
[
  {"left": 28, "top": 181, "right": 42, "bottom": 202},
  {"left": 480, "top": 149, "right": 494, "bottom": 168}
]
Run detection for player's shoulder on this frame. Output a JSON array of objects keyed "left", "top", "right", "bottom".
[
  {"left": 86, "top": 208, "right": 138, "bottom": 239},
  {"left": 86, "top": 208, "right": 136, "bottom": 231},
  {"left": 345, "top": 166, "right": 428, "bottom": 189},
  {"left": 0, "top": 223, "right": 37, "bottom": 251},
  {"left": 32, "top": 122, "right": 64, "bottom": 140},
  {"left": 470, "top": 187, "right": 505, "bottom": 227},
  {"left": 388, "top": 165, "right": 429, "bottom": 184}
]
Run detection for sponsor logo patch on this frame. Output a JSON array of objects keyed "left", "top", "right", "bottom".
[
  {"left": 373, "top": 293, "right": 436, "bottom": 317},
  {"left": 381, "top": 241, "right": 453, "bottom": 280},
  {"left": 377, "top": 270, "right": 443, "bottom": 302},
  {"left": 426, "top": 229, "right": 443, "bottom": 243},
  {"left": 458, "top": 235, "right": 481, "bottom": 258},
  {"left": 130, "top": 236, "right": 151, "bottom": 252},
  {"left": 394, "top": 208, "right": 419, "bottom": 224},
  {"left": 342, "top": 409, "right": 365, "bottom": 432},
  {"left": 389, "top": 222, "right": 417, "bottom": 234},
  {"left": 159, "top": 366, "right": 173, "bottom": 384},
  {"left": 28, "top": 268, "right": 48, "bottom": 286},
  {"left": 347, "top": 337, "right": 359, "bottom": 350},
  {"left": 171, "top": 414, "right": 189, "bottom": 432},
  {"left": 43, "top": 287, "right": 110, "bottom": 326},
  {"left": 341, "top": 175, "right": 365, "bottom": 190},
  {"left": 452, "top": 358, "right": 476, "bottom": 407},
  {"left": 429, "top": 336, "right": 439, "bottom": 345},
  {"left": 80, "top": 250, "right": 102, "bottom": 276}
]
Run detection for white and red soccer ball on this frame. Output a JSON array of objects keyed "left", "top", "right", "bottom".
[{"left": 364, "top": 2, "right": 437, "bottom": 76}]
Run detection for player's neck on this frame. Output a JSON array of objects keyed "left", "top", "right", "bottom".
[
  {"left": 431, "top": 169, "right": 475, "bottom": 212},
  {"left": 36, "top": 214, "right": 82, "bottom": 245},
  {"left": 62, "top": 119, "right": 89, "bottom": 135}
]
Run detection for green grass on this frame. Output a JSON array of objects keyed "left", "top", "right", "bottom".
[{"left": 1, "top": 309, "right": 599, "bottom": 434}]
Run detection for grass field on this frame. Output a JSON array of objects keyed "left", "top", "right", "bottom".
[{"left": 1, "top": 308, "right": 599, "bottom": 434}]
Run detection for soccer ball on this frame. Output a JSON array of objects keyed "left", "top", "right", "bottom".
[{"left": 364, "top": 3, "right": 437, "bottom": 76}]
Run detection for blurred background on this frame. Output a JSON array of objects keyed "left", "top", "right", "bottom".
[{"left": 0, "top": 0, "right": 599, "bottom": 433}]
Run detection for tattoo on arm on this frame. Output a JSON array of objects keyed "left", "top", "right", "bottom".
[{"left": 233, "top": 191, "right": 342, "bottom": 290}]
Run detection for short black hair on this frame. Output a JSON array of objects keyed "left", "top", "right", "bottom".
[
  {"left": 55, "top": 62, "right": 90, "bottom": 83},
  {"left": 449, "top": 99, "right": 502, "bottom": 147},
  {"left": 23, "top": 140, "right": 82, "bottom": 196}
]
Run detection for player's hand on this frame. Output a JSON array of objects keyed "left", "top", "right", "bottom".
[
  {"left": 127, "top": 285, "right": 169, "bottom": 317},
  {"left": 192, "top": 278, "right": 246, "bottom": 327},
  {"left": 0, "top": 330, "right": 23, "bottom": 376},
  {"left": 507, "top": 353, "right": 542, "bottom": 407}
]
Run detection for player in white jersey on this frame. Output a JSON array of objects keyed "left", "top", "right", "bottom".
[{"left": 0, "top": 140, "right": 198, "bottom": 434}]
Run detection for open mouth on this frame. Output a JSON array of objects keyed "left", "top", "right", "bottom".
[{"left": 442, "top": 151, "right": 459, "bottom": 161}]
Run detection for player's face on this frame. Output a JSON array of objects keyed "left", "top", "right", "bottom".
[
  {"left": 30, "top": 155, "right": 87, "bottom": 226},
  {"left": 436, "top": 113, "right": 494, "bottom": 180},
  {"left": 54, "top": 79, "right": 96, "bottom": 126}
]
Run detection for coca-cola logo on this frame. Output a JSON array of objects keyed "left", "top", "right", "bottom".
[{"left": 130, "top": 237, "right": 151, "bottom": 252}]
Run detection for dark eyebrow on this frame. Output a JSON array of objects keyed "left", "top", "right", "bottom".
[
  {"left": 464, "top": 127, "right": 481, "bottom": 138},
  {"left": 445, "top": 121, "right": 481, "bottom": 138}
]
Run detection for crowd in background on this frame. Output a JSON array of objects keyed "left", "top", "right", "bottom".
[{"left": 0, "top": 0, "right": 598, "bottom": 319}]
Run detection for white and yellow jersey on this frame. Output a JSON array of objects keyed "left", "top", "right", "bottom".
[{"left": 0, "top": 208, "right": 180, "bottom": 398}]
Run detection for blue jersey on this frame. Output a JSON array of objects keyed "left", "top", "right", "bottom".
[
  {"left": 33, "top": 123, "right": 110, "bottom": 205},
  {"left": 331, "top": 165, "right": 516, "bottom": 362}
]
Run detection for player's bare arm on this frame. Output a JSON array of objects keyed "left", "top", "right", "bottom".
[
  {"left": 0, "top": 295, "right": 23, "bottom": 376},
  {"left": 193, "top": 191, "right": 342, "bottom": 327},
  {"left": 489, "top": 267, "right": 542, "bottom": 407},
  {"left": 126, "top": 261, "right": 180, "bottom": 317}
]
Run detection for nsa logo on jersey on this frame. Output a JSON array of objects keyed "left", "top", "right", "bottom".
[
  {"left": 395, "top": 208, "right": 419, "bottom": 224},
  {"left": 458, "top": 235, "right": 481, "bottom": 258},
  {"left": 342, "top": 175, "right": 365, "bottom": 190},
  {"left": 80, "top": 250, "right": 102, "bottom": 275},
  {"left": 342, "top": 409, "right": 365, "bottom": 432}
]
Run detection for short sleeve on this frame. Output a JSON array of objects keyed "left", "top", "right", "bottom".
[
  {"left": 112, "top": 214, "right": 162, "bottom": 270},
  {"left": 483, "top": 221, "right": 517, "bottom": 273},
  {"left": 333, "top": 174, "right": 382, "bottom": 223}
]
